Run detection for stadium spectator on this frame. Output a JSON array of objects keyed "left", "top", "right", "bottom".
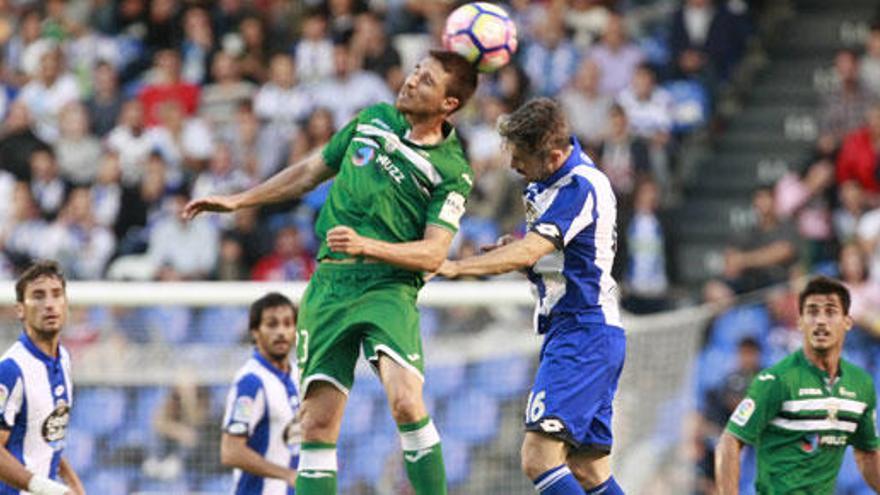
[
  {"left": 115, "top": 151, "right": 169, "bottom": 254},
  {"left": 91, "top": 152, "right": 123, "bottom": 229},
  {"left": 292, "top": 10, "right": 334, "bottom": 85},
  {"left": 146, "top": 99, "right": 214, "bottom": 184},
  {"left": 703, "top": 337, "right": 762, "bottom": 430},
  {"left": 0, "top": 101, "right": 47, "bottom": 181},
  {"left": 721, "top": 186, "right": 799, "bottom": 293},
  {"left": 28, "top": 146, "right": 67, "bottom": 220},
  {"left": 16, "top": 46, "right": 80, "bottom": 143},
  {"left": 144, "top": 0, "right": 181, "bottom": 52},
  {"left": 820, "top": 49, "right": 873, "bottom": 143},
  {"left": 288, "top": 106, "right": 336, "bottom": 166},
  {"left": 860, "top": 24, "right": 880, "bottom": 97},
  {"left": 190, "top": 143, "right": 251, "bottom": 229},
  {"left": 834, "top": 180, "right": 867, "bottom": 243},
  {"left": 559, "top": 59, "right": 613, "bottom": 151},
  {"left": 180, "top": 6, "right": 215, "bottom": 86},
  {"left": 213, "top": 233, "right": 249, "bottom": 281},
  {"left": 55, "top": 102, "right": 102, "bottom": 185},
  {"left": 3, "top": 182, "right": 48, "bottom": 266},
  {"left": 352, "top": 11, "right": 404, "bottom": 92},
  {"left": 105, "top": 99, "right": 152, "bottom": 186},
  {"left": 564, "top": 0, "right": 612, "bottom": 50},
  {"left": 839, "top": 242, "right": 880, "bottom": 336},
  {"left": 139, "top": 49, "right": 200, "bottom": 127},
  {"left": 147, "top": 193, "right": 219, "bottom": 280},
  {"left": 198, "top": 52, "right": 257, "bottom": 137},
  {"left": 521, "top": 10, "right": 580, "bottom": 96},
  {"left": 773, "top": 158, "right": 835, "bottom": 266},
  {"left": 587, "top": 12, "right": 644, "bottom": 96},
  {"left": 668, "top": 0, "right": 749, "bottom": 83},
  {"left": 596, "top": 104, "right": 652, "bottom": 204},
  {"left": 3, "top": 7, "right": 44, "bottom": 86},
  {"left": 622, "top": 178, "right": 671, "bottom": 314},
  {"left": 837, "top": 104, "right": 880, "bottom": 197},
  {"left": 250, "top": 226, "right": 315, "bottom": 282},
  {"left": 227, "top": 103, "right": 280, "bottom": 181},
  {"left": 85, "top": 60, "right": 124, "bottom": 137},
  {"left": 236, "top": 14, "right": 272, "bottom": 83},
  {"left": 44, "top": 187, "right": 115, "bottom": 280},
  {"left": 312, "top": 40, "right": 394, "bottom": 129},
  {"left": 253, "top": 53, "right": 312, "bottom": 141}
]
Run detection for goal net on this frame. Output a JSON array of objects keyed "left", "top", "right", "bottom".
[{"left": 0, "top": 281, "right": 710, "bottom": 495}]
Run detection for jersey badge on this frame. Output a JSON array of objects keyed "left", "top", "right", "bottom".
[
  {"left": 731, "top": 398, "right": 755, "bottom": 426},
  {"left": 352, "top": 146, "right": 376, "bottom": 167},
  {"left": 0, "top": 384, "right": 7, "bottom": 412},
  {"left": 439, "top": 192, "right": 466, "bottom": 228},
  {"left": 231, "top": 396, "right": 253, "bottom": 424},
  {"left": 839, "top": 386, "right": 857, "bottom": 398}
]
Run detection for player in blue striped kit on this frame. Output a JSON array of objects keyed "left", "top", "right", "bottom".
[
  {"left": 221, "top": 292, "right": 300, "bottom": 494},
  {"left": 0, "top": 260, "right": 83, "bottom": 495},
  {"left": 438, "top": 98, "right": 626, "bottom": 495}
]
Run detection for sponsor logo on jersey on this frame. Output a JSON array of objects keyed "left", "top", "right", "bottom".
[
  {"left": 376, "top": 154, "right": 405, "bottom": 184},
  {"left": 439, "top": 192, "right": 466, "bottom": 228},
  {"left": 819, "top": 434, "right": 847, "bottom": 447},
  {"left": 798, "top": 388, "right": 822, "bottom": 396},
  {"left": 231, "top": 396, "right": 253, "bottom": 424},
  {"left": 42, "top": 400, "right": 69, "bottom": 447},
  {"left": 731, "top": 398, "right": 756, "bottom": 426},
  {"left": 839, "top": 386, "right": 857, "bottom": 398},
  {"left": 352, "top": 146, "right": 376, "bottom": 167},
  {"left": 757, "top": 373, "right": 775, "bottom": 381},
  {"left": 801, "top": 434, "right": 818, "bottom": 453}
]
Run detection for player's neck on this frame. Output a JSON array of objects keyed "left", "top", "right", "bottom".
[
  {"left": 25, "top": 328, "right": 60, "bottom": 359},
  {"left": 404, "top": 115, "right": 445, "bottom": 145},
  {"left": 258, "top": 349, "right": 290, "bottom": 373},
  {"left": 804, "top": 347, "right": 841, "bottom": 379}
]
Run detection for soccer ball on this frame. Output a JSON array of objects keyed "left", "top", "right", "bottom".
[{"left": 442, "top": 2, "right": 518, "bottom": 73}]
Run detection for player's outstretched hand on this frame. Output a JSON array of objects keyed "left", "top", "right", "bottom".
[
  {"left": 480, "top": 234, "right": 516, "bottom": 253},
  {"left": 327, "top": 225, "right": 366, "bottom": 256},
  {"left": 435, "top": 259, "right": 460, "bottom": 279},
  {"left": 181, "top": 195, "right": 239, "bottom": 220}
]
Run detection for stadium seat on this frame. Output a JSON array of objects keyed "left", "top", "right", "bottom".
[
  {"left": 119, "top": 386, "right": 165, "bottom": 450},
  {"left": 142, "top": 306, "right": 193, "bottom": 343},
  {"left": 82, "top": 468, "right": 129, "bottom": 495},
  {"left": 707, "top": 304, "right": 771, "bottom": 352},
  {"left": 195, "top": 307, "right": 248, "bottom": 344},
  {"left": 439, "top": 390, "right": 499, "bottom": 445},
  {"left": 71, "top": 387, "right": 127, "bottom": 436},
  {"left": 424, "top": 362, "right": 466, "bottom": 402},
  {"left": 442, "top": 437, "right": 471, "bottom": 487},
  {"left": 350, "top": 432, "right": 397, "bottom": 486},
  {"left": 65, "top": 428, "right": 96, "bottom": 474},
  {"left": 469, "top": 354, "right": 532, "bottom": 400}
]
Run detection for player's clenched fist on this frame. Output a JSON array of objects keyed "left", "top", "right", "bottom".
[
  {"left": 181, "top": 195, "right": 240, "bottom": 220},
  {"left": 327, "top": 225, "right": 366, "bottom": 255}
]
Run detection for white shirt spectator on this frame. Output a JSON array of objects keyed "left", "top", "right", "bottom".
[
  {"left": 42, "top": 221, "right": 116, "bottom": 280},
  {"left": 16, "top": 72, "right": 80, "bottom": 143},
  {"left": 295, "top": 39, "right": 335, "bottom": 84},
  {"left": 588, "top": 44, "right": 644, "bottom": 96},
  {"left": 148, "top": 213, "right": 219, "bottom": 278},
  {"left": 145, "top": 117, "right": 214, "bottom": 184},
  {"left": 253, "top": 82, "right": 313, "bottom": 133},
  {"left": 105, "top": 125, "right": 155, "bottom": 186},
  {"left": 616, "top": 87, "right": 673, "bottom": 138},
  {"left": 312, "top": 71, "right": 393, "bottom": 129},
  {"left": 856, "top": 208, "right": 880, "bottom": 284}
]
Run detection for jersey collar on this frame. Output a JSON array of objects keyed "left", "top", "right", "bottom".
[
  {"left": 538, "top": 136, "right": 585, "bottom": 188},
  {"left": 18, "top": 332, "right": 60, "bottom": 366},
  {"left": 796, "top": 348, "right": 843, "bottom": 382},
  {"left": 252, "top": 349, "right": 294, "bottom": 385}
]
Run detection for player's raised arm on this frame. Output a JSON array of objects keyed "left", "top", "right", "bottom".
[
  {"left": 326, "top": 224, "right": 455, "bottom": 273},
  {"left": 220, "top": 433, "right": 297, "bottom": 486},
  {"left": 715, "top": 431, "right": 745, "bottom": 495},
  {"left": 437, "top": 232, "right": 557, "bottom": 278},
  {"left": 182, "top": 149, "right": 336, "bottom": 220}
]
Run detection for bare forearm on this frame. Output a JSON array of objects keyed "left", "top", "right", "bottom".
[
  {"left": 855, "top": 449, "right": 880, "bottom": 490},
  {"left": 362, "top": 237, "right": 447, "bottom": 272},
  {"left": 0, "top": 445, "right": 34, "bottom": 490},
  {"left": 58, "top": 458, "right": 84, "bottom": 494},
  {"left": 452, "top": 233, "right": 554, "bottom": 277},
  {"left": 235, "top": 151, "right": 332, "bottom": 209},
  {"left": 222, "top": 445, "right": 294, "bottom": 482},
  {"left": 715, "top": 433, "right": 743, "bottom": 495}
]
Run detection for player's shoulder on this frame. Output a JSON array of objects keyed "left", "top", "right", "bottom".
[
  {"left": 356, "top": 103, "right": 404, "bottom": 127},
  {"left": 754, "top": 351, "right": 807, "bottom": 385},
  {"left": 0, "top": 355, "right": 23, "bottom": 381},
  {"left": 841, "top": 358, "right": 875, "bottom": 389}
]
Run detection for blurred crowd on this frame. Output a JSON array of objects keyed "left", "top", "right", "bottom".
[{"left": 0, "top": 0, "right": 760, "bottom": 314}]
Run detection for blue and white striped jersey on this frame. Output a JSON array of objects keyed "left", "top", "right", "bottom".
[
  {"left": 0, "top": 334, "right": 73, "bottom": 495},
  {"left": 223, "top": 351, "right": 300, "bottom": 495},
  {"left": 523, "top": 137, "right": 622, "bottom": 333}
]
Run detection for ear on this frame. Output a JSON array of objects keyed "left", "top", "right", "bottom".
[
  {"left": 844, "top": 314, "right": 854, "bottom": 332},
  {"left": 442, "top": 96, "right": 460, "bottom": 114},
  {"left": 14, "top": 302, "right": 23, "bottom": 321}
]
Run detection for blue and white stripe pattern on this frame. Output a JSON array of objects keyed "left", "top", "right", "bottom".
[
  {"left": 223, "top": 351, "right": 300, "bottom": 495},
  {"left": 0, "top": 334, "right": 73, "bottom": 494},
  {"left": 523, "top": 137, "right": 621, "bottom": 333}
]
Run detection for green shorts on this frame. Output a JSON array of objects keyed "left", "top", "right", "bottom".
[{"left": 296, "top": 262, "right": 424, "bottom": 395}]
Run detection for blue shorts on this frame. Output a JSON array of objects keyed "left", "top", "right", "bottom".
[{"left": 524, "top": 316, "right": 626, "bottom": 453}]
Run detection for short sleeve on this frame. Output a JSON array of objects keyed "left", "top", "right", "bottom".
[
  {"left": 532, "top": 178, "right": 595, "bottom": 249},
  {"left": 222, "top": 374, "right": 265, "bottom": 437},
  {"left": 321, "top": 117, "right": 359, "bottom": 171},
  {"left": 725, "top": 372, "right": 782, "bottom": 445},
  {"left": 426, "top": 169, "right": 473, "bottom": 233},
  {"left": 851, "top": 385, "right": 880, "bottom": 451},
  {"left": 0, "top": 360, "right": 24, "bottom": 430}
]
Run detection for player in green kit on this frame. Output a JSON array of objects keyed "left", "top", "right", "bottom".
[
  {"left": 716, "top": 276, "right": 880, "bottom": 494},
  {"left": 182, "top": 50, "right": 478, "bottom": 495}
]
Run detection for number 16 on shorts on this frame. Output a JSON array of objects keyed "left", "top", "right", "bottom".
[{"left": 526, "top": 390, "right": 546, "bottom": 423}]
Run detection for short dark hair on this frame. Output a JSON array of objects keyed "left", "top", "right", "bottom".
[
  {"left": 798, "top": 276, "right": 851, "bottom": 315},
  {"left": 248, "top": 292, "right": 297, "bottom": 330},
  {"left": 498, "top": 97, "right": 570, "bottom": 159},
  {"left": 16, "top": 260, "right": 66, "bottom": 303},
  {"left": 429, "top": 50, "right": 478, "bottom": 114}
]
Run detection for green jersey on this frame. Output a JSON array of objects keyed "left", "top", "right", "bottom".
[
  {"left": 726, "top": 349, "right": 880, "bottom": 494},
  {"left": 317, "top": 103, "right": 474, "bottom": 266}
]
